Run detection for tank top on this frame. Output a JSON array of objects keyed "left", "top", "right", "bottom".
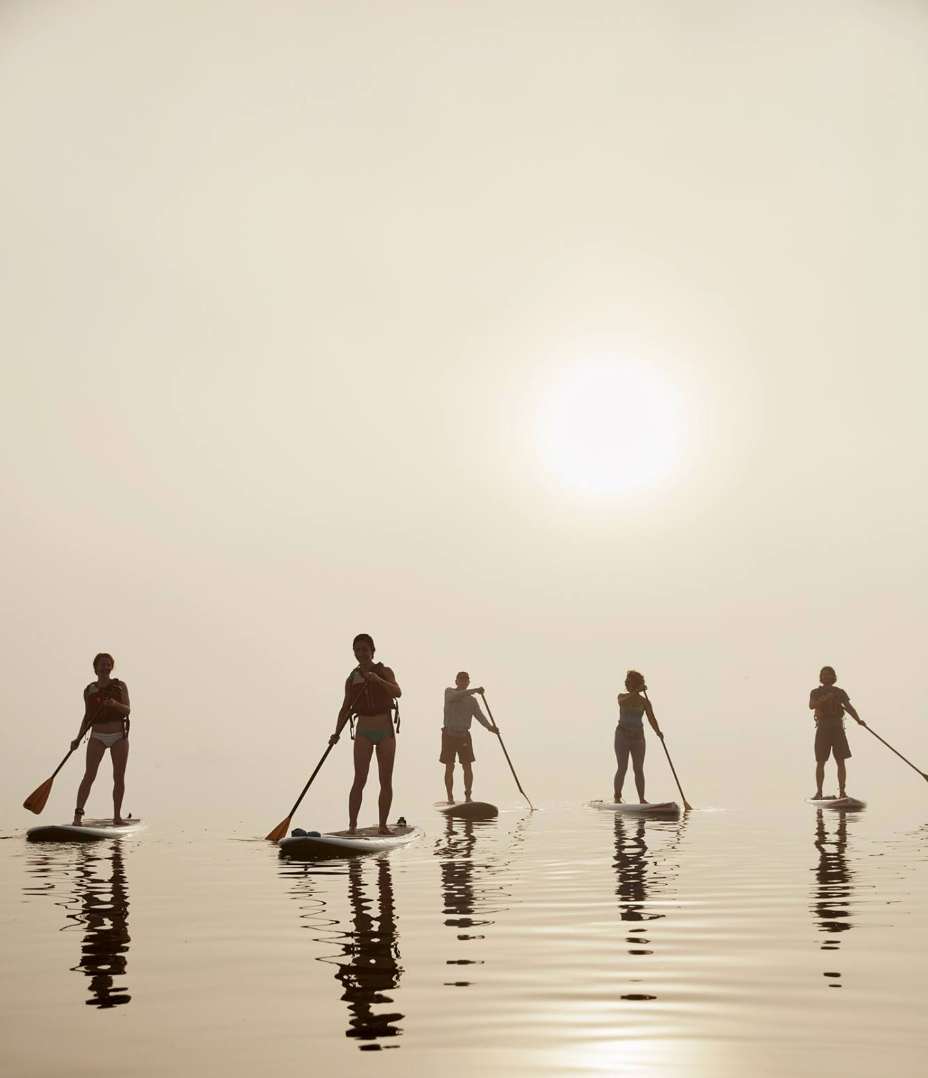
[{"left": 618, "top": 700, "right": 645, "bottom": 731}]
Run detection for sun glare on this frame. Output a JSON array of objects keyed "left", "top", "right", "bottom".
[{"left": 536, "top": 357, "right": 686, "bottom": 497}]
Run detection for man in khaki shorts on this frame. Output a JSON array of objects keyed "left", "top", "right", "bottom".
[
  {"left": 441, "top": 672, "right": 498, "bottom": 803},
  {"left": 810, "top": 665, "right": 864, "bottom": 800}
]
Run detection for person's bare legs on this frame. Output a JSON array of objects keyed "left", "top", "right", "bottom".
[
  {"left": 814, "top": 760, "right": 826, "bottom": 799},
  {"left": 349, "top": 737, "right": 374, "bottom": 833},
  {"left": 613, "top": 729, "right": 630, "bottom": 802},
  {"left": 444, "top": 762, "right": 455, "bottom": 802},
  {"left": 632, "top": 740, "right": 647, "bottom": 803},
  {"left": 111, "top": 737, "right": 129, "bottom": 823},
  {"left": 73, "top": 738, "right": 105, "bottom": 824},
  {"left": 836, "top": 758, "right": 847, "bottom": 797},
  {"left": 375, "top": 736, "right": 397, "bottom": 834},
  {"left": 463, "top": 762, "right": 474, "bottom": 801}
]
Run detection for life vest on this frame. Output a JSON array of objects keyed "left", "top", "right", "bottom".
[
  {"left": 345, "top": 664, "right": 401, "bottom": 737},
  {"left": 84, "top": 679, "right": 130, "bottom": 736}
]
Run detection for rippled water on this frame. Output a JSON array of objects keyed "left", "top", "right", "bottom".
[{"left": 2, "top": 803, "right": 927, "bottom": 1076}]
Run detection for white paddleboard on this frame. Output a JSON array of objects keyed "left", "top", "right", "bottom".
[
  {"left": 807, "top": 797, "right": 866, "bottom": 810},
  {"left": 27, "top": 818, "right": 147, "bottom": 842},
  {"left": 588, "top": 800, "right": 681, "bottom": 816},
  {"left": 433, "top": 800, "right": 498, "bottom": 820},
  {"left": 279, "top": 823, "right": 423, "bottom": 857}
]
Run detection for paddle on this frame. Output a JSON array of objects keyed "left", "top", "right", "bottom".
[
  {"left": 643, "top": 691, "right": 693, "bottom": 811},
  {"left": 859, "top": 721, "right": 928, "bottom": 783},
  {"left": 23, "top": 707, "right": 103, "bottom": 814},
  {"left": 265, "top": 678, "right": 371, "bottom": 842},
  {"left": 479, "top": 692, "right": 535, "bottom": 812}
]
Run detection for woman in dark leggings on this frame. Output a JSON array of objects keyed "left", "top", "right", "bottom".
[{"left": 614, "top": 670, "right": 663, "bottom": 803}]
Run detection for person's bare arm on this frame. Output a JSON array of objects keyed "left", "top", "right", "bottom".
[
  {"left": 644, "top": 699, "right": 663, "bottom": 738},
  {"left": 369, "top": 666, "right": 401, "bottom": 699},
  {"left": 330, "top": 682, "right": 355, "bottom": 743},
  {"left": 844, "top": 701, "right": 864, "bottom": 725},
  {"left": 106, "top": 682, "right": 130, "bottom": 716}
]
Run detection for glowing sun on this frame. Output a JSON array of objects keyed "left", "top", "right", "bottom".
[{"left": 536, "top": 357, "right": 686, "bottom": 496}]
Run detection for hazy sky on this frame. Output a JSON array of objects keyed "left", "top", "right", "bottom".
[{"left": 3, "top": 1, "right": 927, "bottom": 826}]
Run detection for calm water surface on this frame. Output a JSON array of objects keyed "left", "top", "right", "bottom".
[{"left": 2, "top": 803, "right": 926, "bottom": 1076}]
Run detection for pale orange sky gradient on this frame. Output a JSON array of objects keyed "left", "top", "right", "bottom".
[{"left": 2, "top": 1, "right": 927, "bottom": 826}]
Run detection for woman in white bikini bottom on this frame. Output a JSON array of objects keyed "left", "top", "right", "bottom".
[{"left": 71, "top": 653, "right": 132, "bottom": 826}]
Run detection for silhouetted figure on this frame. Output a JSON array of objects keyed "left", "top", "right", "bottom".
[
  {"left": 811, "top": 809, "right": 852, "bottom": 989},
  {"left": 809, "top": 666, "right": 864, "bottom": 800},
  {"left": 71, "top": 653, "right": 131, "bottom": 826},
  {"left": 614, "top": 670, "right": 663, "bottom": 803},
  {"left": 329, "top": 634, "right": 401, "bottom": 835},
  {"left": 440, "top": 672, "right": 499, "bottom": 804}
]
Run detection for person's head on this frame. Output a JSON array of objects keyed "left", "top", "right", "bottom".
[
  {"left": 93, "top": 653, "right": 115, "bottom": 678},
  {"left": 820, "top": 666, "right": 836, "bottom": 686},
  {"left": 455, "top": 671, "right": 470, "bottom": 689},
  {"left": 353, "top": 633, "right": 375, "bottom": 665},
  {"left": 625, "top": 669, "right": 646, "bottom": 692}
]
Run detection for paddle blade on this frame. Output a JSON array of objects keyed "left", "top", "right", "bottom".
[
  {"left": 23, "top": 777, "right": 54, "bottom": 814},
  {"left": 265, "top": 816, "right": 291, "bottom": 843}
]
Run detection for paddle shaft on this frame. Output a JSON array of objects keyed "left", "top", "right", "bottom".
[
  {"left": 861, "top": 722, "right": 928, "bottom": 781},
  {"left": 479, "top": 693, "right": 535, "bottom": 811},
  {"left": 280, "top": 742, "right": 336, "bottom": 824},
  {"left": 643, "top": 691, "right": 692, "bottom": 811}
]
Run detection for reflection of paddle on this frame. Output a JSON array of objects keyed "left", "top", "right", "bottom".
[
  {"left": 643, "top": 691, "right": 693, "bottom": 812},
  {"left": 23, "top": 707, "right": 103, "bottom": 814},
  {"left": 859, "top": 721, "right": 928, "bottom": 783},
  {"left": 266, "top": 679, "right": 370, "bottom": 842},
  {"left": 479, "top": 693, "right": 535, "bottom": 812}
]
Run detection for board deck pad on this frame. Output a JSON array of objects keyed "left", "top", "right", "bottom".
[
  {"left": 27, "top": 818, "right": 147, "bottom": 842},
  {"left": 588, "top": 800, "right": 681, "bottom": 816},
  {"left": 433, "top": 800, "right": 499, "bottom": 820},
  {"left": 806, "top": 797, "right": 866, "bottom": 810},
  {"left": 279, "top": 823, "right": 423, "bottom": 858}
]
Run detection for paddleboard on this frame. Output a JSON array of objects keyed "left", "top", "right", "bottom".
[
  {"left": 806, "top": 796, "right": 866, "bottom": 810},
  {"left": 279, "top": 823, "right": 423, "bottom": 858},
  {"left": 433, "top": 800, "right": 498, "bottom": 820},
  {"left": 588, "top": 800, "right": 681, "bottom": 816},
  {"left": 27, "top": 818, "right": 147, "bottom": 842}
]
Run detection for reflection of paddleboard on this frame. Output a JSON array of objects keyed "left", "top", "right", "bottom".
[
  {"left": 433, "top": 800, "right": 498, "bottom": 820},
  {"left": 279, "top": 823, "right": 423, "bottom": 858},
  {"left": 27, "top": 818, "right": 148, "bottom": 842},
  {"left": 807, "top": 796, "right": 866, "bottom": 810},
  {"left": 588, "top": 800, "right": 681, "bottom": 816}
]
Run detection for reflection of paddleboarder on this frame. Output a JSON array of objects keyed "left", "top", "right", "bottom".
[
  {"left": 440, "top": 673, "right": 499, "bottom": 804},
  {"left": 614, "top": 671, "right": 663, "bottom": 804},
  {"left": 337, "top": 858, "right": 404, "bottom": 1044},
  {"left": 811, "top": 809, "right": 852, "bottom": 989},
  {"left": 809, "top": 666, "right": 864, "bottom": 801}
]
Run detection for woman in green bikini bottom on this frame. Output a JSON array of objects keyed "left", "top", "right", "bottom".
[{"left": 330, "top": 633, "right": 402, "bottom": 835}]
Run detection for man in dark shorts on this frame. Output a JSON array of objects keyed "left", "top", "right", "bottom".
[
  {"left": 441, "top": 672, "right": 499, "bottom": 803},
  {"left": 810, "top": 665, "right": 864, "bottom": 800}
]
